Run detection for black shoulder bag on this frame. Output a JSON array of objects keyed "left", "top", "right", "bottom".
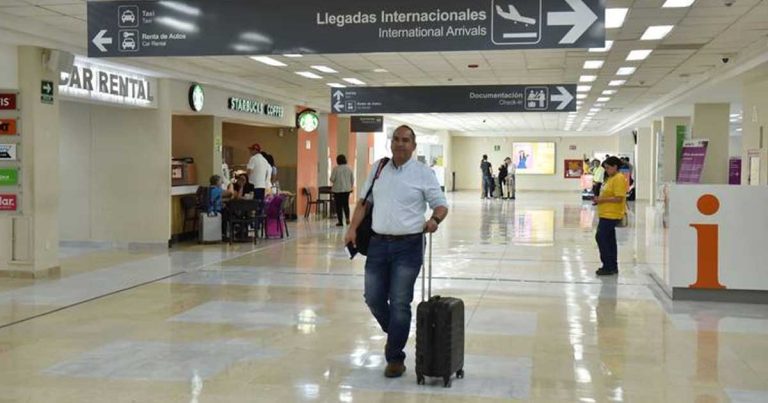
[{"left": 356, "top": 158, "right": 389, "bottom": 255}]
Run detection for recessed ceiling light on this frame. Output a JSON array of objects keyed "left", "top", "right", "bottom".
[
  {"left": 597, "top": 97, "right": 611, "bottom": 102},
  {"left": 577, "top": 85, "right": 592, "bottom": 92},
  {"left": 593, "top": 103, "right": 605, "bottom": 108},
  {"left": 311, "top": 65, "right": 338, "bottom": 73},
  {"left": 576, "top": 94, "right": 588, "bottom": 99},
  {"left": 283, "top": 54, "right": 303, "bottom": 58},
  {"left": 373, "top": 68, "right": 388, "bottom": 73},
  {"left": 295, "top": 71, "right": 322, "bottom": 79},
  {"left": 589, "top": 40, "right": 614, "bottom": 52},
  {"left": 627, "top": 50, "right": 653, "bottom": 61},
  {"left": 609, "top": 80, "right": 626, "bottom": 86},
  {"left": 580, "top": 75, "right": 597, "bottom": 82},
  {"left": 343, "top": 78, "right": 366, "bottom": 85},
  {"left": 662, "top": 0, "right": 696, "bottom": 8},
  {"left": 737, "top": 128, "right": 742, "bottom": 131},
  {"left": 249, "top": 56, "right": 287, "bottom": 67},
  {"left": 589, "top": 108, "right": 601, "bottom": 113},
  {"left": 641, "top": 25, "right": 675, "bottom": 40},
  {"left": 616, "top": 67, "right": 637, "bottom": 76},
  {"left": 326, "top": 83, "right": 346, "bottom": 88},
  {"left": 602, "top": 89, "right": 617, "bottom": 95},
  {"left": 606, "top": 8, "right": 629, "bottom": 29},
  {"left": 583, "top": 60, "right": 604, "bottom": 69}
]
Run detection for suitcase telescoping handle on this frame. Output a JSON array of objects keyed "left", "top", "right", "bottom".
[{"left": 421, "top": 233, "right": 432, "bottom": 301}]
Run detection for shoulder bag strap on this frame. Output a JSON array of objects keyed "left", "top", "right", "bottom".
[{"left": 363, "top": 158, "right": 390, "bottom": 205}]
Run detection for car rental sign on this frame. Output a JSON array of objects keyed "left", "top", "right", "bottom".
[{"left": 87, "top": 0, "right": 605, "bottom": 57}]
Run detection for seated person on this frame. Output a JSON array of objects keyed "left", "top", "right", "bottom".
[{"left": 229, "top": 174, "right": 256, "bottom": 199}]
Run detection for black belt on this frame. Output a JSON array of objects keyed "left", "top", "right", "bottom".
[{"left": 371, "top": 232, "right": 423, "bottom": 241}]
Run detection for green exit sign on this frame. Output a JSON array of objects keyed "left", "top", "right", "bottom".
[{"left": 0, "top": 168, "right": 18, "bottom": 186}]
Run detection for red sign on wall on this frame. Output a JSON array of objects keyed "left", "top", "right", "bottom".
[
  {"left": 0, "top": 119, "right": 17, "bottom": 135},
  {"left": 0, "top": 94, "right": 17, "bottom": 110},
  {"left": 0, "top": 194, "right": 17, "bottom": 211}
]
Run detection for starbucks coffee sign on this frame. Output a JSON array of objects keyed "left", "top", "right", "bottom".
[{"left": 228, "top": 96, "right": 285, "bottom": 119}]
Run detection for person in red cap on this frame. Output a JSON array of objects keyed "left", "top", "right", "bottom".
[{"left": 246, "top": 143, "right": 271, "bottom": 200}]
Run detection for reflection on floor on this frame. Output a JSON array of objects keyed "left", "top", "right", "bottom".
[{"left": 1, "top": 192, "right": 767, "bottom": 402}]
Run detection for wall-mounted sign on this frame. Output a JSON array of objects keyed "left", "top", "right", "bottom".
[
  {"left": 0, "top": 144, "right": 17, "bottom": 160},
  {"left": 41, "top": 80, "right": 54, "bottom": 105},
  {"left": 59, "top": 56, "right": 157, "bottom": 108},
  {"left": 188, "top": 84, "right": 205, "bottom": 112},
  {"left": 0, "top": 119, "right": 17, "bottom": 135},
  {"left": 0, "top": 194, "right": 17, "bottom": 211},
  {"left": 331, "top": 85, "right": 576, "bottom": 113},
  {"left": 0, "top": 93, "right": 17, "bottom": 110},
  {"left": 87, "top": 0, "right": 604, "bottom": 57},
  {"left": 297, "top": 109, "right": 319, "bottom": 132},
  {"left": 0, "top": 168, "right": 18, "bottom": 186},
  {"left": 351, "top": 115, "right": 384, "bottom": 132},
  {"left": 228, "top": 97, "right": 285, "bottom": 119}
]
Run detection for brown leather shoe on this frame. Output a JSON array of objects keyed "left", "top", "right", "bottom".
[{"left": 384, "top": 361, "right": 406, "bottom": 378}]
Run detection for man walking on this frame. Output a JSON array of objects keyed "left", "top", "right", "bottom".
[
  {"left": 503, "top": 157, "right": 516, "bottom": 200},
  {"left": 480, "top": 155, "right": 493, "bottom": 199},
  {"left": 246, "top": 143, "right": 271, "bottom": 200},
  {"left": 344, "top": 125, "right": 449, "bottom": 379}
]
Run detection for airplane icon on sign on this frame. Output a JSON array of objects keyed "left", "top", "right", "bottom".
[{"left": 495, "top": 4, "right": 537, "bottom": 25}]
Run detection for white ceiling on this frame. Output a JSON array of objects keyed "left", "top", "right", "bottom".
[{"left": 1, "top": 0, "right": 767, "bottom": 135}]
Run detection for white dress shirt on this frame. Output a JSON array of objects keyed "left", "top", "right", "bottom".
[
  {"left": 247, "top": 153, "right": 271, "bottom": 189},
  {"left": 361, "top": 158, "right": 448, "bottom": 235}
]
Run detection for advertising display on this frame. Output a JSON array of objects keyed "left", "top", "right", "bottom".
[
  {"left": 677, "top": 139, "right": 708, "bottom": 184},
  {"left": 0, "top": 168, "right": 18, "bottom": 186},
  {"left": 0, "top": 119, "right": 17, "bottom": 135},
  {"left": 729, "top": 158, "right": 741, "bottom": 185},
  {"left": 351, "top": 116, "right": 384, "bottom": 132},
  {"left": 0, "top": 194, "right": 17, "bottom": 211},
  {"left": 564, "top": 159, "right": 583, "bottom": 179},
  {"left": 0, "top": 144, "right": 17, "bottom": 160},
  {"left": 512, "top": 142, "right": 555, "bottom": 175}
]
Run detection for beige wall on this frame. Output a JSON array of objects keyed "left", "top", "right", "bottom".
[
  {"left": 172, "top": 115, "right": 215, "bottom": 185},
  {"left": 59, "top": 100, "right": 171, "bottom": 244},
  {"left": 692, "top": 103, "right": 730, "bottom": 184},
  {"left": 742, "top": 72, "right": 768, "bottom": 184},
  {"left": 222, "top": 122, "right": 296, "bottom": 169},
  {"left": 451, "top": 135, "right": 617, "bottom": 191}
]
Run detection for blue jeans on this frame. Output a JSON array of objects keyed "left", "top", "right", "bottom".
[
  {"left": 596, "top": 218, "right": 620, "bottom": 271},
  {"left": 364, "top": 235, "right": 424, "bottom": 363},
  {"left": 482, "top": 176, "right": 494, "bottom": 198}
]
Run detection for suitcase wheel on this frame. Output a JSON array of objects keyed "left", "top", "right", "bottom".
[
  {"left": 443, "top": 376, "right": 452, "bottom": 388},
  {"left": 417, "top": 374, "right": 425, "bottom": 385},
  {"left": 456, "top": 369, "right": 465, "bottom": 379}
]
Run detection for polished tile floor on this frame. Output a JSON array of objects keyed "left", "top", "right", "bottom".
[{"left": 1, "top": 192, "right": 767, "bottom": 402}]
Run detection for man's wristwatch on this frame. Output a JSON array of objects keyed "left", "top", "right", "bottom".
[{"left": 430, "top": 216, "right": 442, "bottom": 225}]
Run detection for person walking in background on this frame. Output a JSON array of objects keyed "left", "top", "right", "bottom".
[
  {"left": 497, "top": 160, "right": 508, "bottom": 199},
  {"left": 504, "top": 157, "right": 516, "bottom": 200},
  {"left": 246, "top": 143, "right": 271, "bottom": 200},
  {"left": 330, "top": 154, "right": 354, "bottom": 227},
  {"left": 591, "top": 159, "right": 605, "bottom": 200},
  {"left": 480, "top": 154, "right": 493, "bottom": 199},
  {"left": 593, "top": 156, "right": 628, "bottom": 276}
]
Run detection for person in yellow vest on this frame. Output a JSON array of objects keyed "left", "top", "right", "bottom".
[{"left": 593, "top": 156, "right": 628, "bottom": 276}]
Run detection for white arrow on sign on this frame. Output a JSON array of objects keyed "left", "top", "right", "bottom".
[
  {"left": 92, "top": 29, "right": 113, "bottom": 52},
  {"left": 551, "top": 86, "right": 574, "bottom": 110},
  {"left": 547, "top": 0, "right": 598, "bottom": 45},
  {"left": 333, "top": 101, "right": 344, "bottom": 111},
  {"left": 43, "top": 82, "right": 52, "bottom": 94},
  {"left": 333, "top": 90, "right": 344, "bottom": 101}
]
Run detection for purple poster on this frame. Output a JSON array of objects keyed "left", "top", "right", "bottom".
[
  {"left": 677, "top": 140, "right": 709, "bottom": 184},
  {"left": 729, "top": 158, "right": 742, "bottom": 185}
]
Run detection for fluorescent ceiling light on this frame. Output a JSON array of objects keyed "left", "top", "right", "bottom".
[
  {"left": 730, "top": 113, "right": 741, "bottom": 118},
  {"left": 606, "top": 8, "right": 629, "bottom": 29},
  {"left": 627, "top": 50, "right": 653, "bottom": 61},
  {"left": 616, "top": 67, "right": 637, "bottom": 76},
  {"left": 580, "top": 75, "right": 597, "bottom": 82},
  {"left": 589, "top": 40, "right": 614, "bottom": 52},
  {"left": 576, "top": 100, "right": 584, "bottom": 105},
  {"left": 602, "top": 89, "right": 617, "bottom": 95},
  {"left": 593, "top": 103, "right": 605, "bottom": 108},
  {"left": 311, "top": 65, "right": 338, "bottom": 73},
  {"left": 597, "top": 97, "right": 611, "bottom": 102},
  {"left": 583, "top": 60, "right": 604, "bottom": 69},
  {"left": 576, "top": 94, "right": 588, "bottom": 99},
  {"left": 250, "top": 56, "right": 287, "bottom": 66},
  {"left": 373, "top": 68, "right": 389, "bottom": 73},
  {"left": 343, "top": 78, "right": 366, "bottom": 85},
  {"left": 737, "top": 128, "right": 742, "bottom": 131},
  {"left": 662, "top": 0, "right": 696, "bottom": 8},
  {"left": 283, "top": 54, "right": 303, "bottom": 58},
  {"left": 577, "top": 85, "right": 592, "bottom": 92},
  {"left": 641, "top": 25, "right": 674, "bottom": 40},
  {"left": 326, "top": 83, "right": 346, "bottom": 88},
  {"left": 609, "top": 80, "right": 626, "bottom": 86},
  {"left": 295, "top": 71, "right": 322, "bottom": 79},
  {"left": 590, "top": 108, "right": 601, "bottom": 112}
]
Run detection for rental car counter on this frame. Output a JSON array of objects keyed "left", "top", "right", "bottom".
[{"left": 651, "top": 184, "right": 768, "bottom": 303}]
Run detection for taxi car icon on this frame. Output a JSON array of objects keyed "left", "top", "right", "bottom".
[
  {"left": 121, "top": 10, "right": 136, "bottom": 25},
  {"left": 122, "top": 36, "right": 136, "bottom": 50}
]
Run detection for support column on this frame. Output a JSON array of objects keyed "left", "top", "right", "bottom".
[
  {"left": 0, "top": 47, "right": 60, "bottom": 277},
  {"left": 692, "top": 103, "right": 730, "bottom": 184},
  {"left": 636, "top": 127, "right": 652, "bottom": 201},
  {"left": 742, "top": 73, "right": 768, "bottom": 185},
  {"left": 317, "top": 114, "right": 329, "bottom": 186},
  {"left": 661, "top": 116, "right": 691, "bottom": 183},
  {"left": 650, "top": 120, "right": 662, "bottom": 202}
]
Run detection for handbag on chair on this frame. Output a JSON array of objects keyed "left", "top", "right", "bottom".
[{"left": 355, "top": 158, "right": 389, "bottom": 255}]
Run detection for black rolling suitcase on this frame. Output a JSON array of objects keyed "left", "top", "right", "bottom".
[{"left": 415, "top": 233, "right": 465, "bottom": 388}]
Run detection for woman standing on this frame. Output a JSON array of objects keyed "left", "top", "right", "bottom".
[
  {"left": 593, "top": 156, "right": 628, "bottom": 276},
  {"left": 330, "top": 154, "right": 354, "bottom": 227}
]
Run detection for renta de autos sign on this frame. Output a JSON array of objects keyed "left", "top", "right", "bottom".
[{"left": 88, "top": 0, "right": 605, "bottom": 57}]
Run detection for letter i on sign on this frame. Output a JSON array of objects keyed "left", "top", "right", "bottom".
[{"left": 689, "top": 194, "right": 726, "bottom": 289}]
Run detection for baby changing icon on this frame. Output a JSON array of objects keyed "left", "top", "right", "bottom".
[
  {"left": 524, "top": 87, "right": 548, "bottom": 111},
  {"left": 492, "top": 0, "right": 542, "bottom": 45}
]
